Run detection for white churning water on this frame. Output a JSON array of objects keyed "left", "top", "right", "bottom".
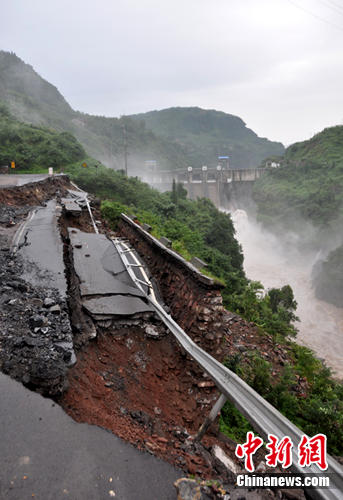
[{"left": 230, "top": 209, "right": 343, "bottom": 379}]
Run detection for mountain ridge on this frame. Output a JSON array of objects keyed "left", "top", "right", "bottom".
[
  {"left": 131, "top": 107, "right": 285, "bottom": 168},
  {"left": 0, "top": 50, "right": 284, "bottom": 172}
]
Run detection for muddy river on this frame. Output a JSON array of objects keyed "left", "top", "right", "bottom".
[{"left": 231, "top": 209, "right": 343, "bottom": 379}]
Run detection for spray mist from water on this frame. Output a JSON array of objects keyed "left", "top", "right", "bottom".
[{"left": 230, "top": 209, "right": 343, "bottom": 379}]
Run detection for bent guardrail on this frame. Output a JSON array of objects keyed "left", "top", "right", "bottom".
[{"left": 113, "top": 232, "right": 343, "bottom": 500}]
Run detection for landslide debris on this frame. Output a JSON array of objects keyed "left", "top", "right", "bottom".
[
  {"left": 0, "top": 175, "right": 70, "bottom": 206},
  {"left": 0, "top": 178, "right": 75, "bottom": 396},
  {"left": 0, "top": 177, "right": 308, "bottom": 499},
  {"left": 0, "top": 236, "right": 73, "bottom": 395}
]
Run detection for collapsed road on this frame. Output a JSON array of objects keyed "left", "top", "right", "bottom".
[
  {"left": 1, "top": 174, "right": 342, "bottom": 500},
  {"left": 0, "top": 175, "right": 183, "bottom": 500}
]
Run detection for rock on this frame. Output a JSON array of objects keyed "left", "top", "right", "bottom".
[
  {"left": 31, "top": 298, "right": 44, "bottom": 307},
  {"left": 49, "top": 304, "right": 61, "bottom": 314},
  {"left": 10, "top": 281, "right": 28, "bottom": 292},
  {"left": 157, "top": 437, "right": 168, "bottom": 444},
  {"left": 145, "top": 441, "right": 159, "bottom": 453},
  {"left": 0, "top": 293, "right": 11, "bottom": 305},
  {"left": 197, "top": 381, "right": 215, "bottom": 388},
  {"left": 130, "top": 410, "right": 152, "bottom": 428},
  {"left": 233, "top": 344, "right": 246, "bottom": 352},
  {"left": 142, "top": 223, "right": 152, "bottom": 232},
  {"left": 145, "top": 324, "right": 159, "bottom": 338},
  {"left": 159, "top": 236, "right": 172, "bottom": 248},
  {"left": 174, "top": 478, "right": 201, "bottom": 500},
  {"left": 212, "top": 445, "right": 241, "bottom": 474},
  {"left": 29, "top": 315, "right": 48, "bottom": 328},
  {"left": 43, "top": 297, "right": 55, "bottom": 307},
  {"left": 279, "top": 489, "right": 306, "bottom": 500},
  {"left": 256, "top": 460, "right": 267, "bottom": 473},
  {"left": 211, "top": 296, "right": 223, "bottom": 305}
]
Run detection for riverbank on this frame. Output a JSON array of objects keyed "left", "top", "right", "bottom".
[{"left": 232, "top": 209, "right": 343, "bottom": 379}]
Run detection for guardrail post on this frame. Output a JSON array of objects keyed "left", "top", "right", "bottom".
[{"left": 193, "top": 393, "right": 227, "bottom": 442}]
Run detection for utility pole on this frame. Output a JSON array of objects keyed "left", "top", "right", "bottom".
[
  {"left": 110, "top": 120, "right": 114, "bottom": 168},
  {"left": 123, "top": 121, "right": 128, "bottom": 176}
]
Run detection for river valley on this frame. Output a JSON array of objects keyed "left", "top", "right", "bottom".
[{"left": 232, "top": 209, "right": 343, "bottom": 379}]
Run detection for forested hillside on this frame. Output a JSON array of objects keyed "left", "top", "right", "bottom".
[
  {"left": 0, "top": 51, "right": 188, "bottom": 172},
  {"left": 0, "top": 51, "right": 283, "bottom": 172},
  {"left": 131, "top": 107, "right": 284, "bottom": 169},
  {"left": 0, "top": 102, "right": 85, "bottom": 170},
  {"left": 253, "top": 126, "right": 343, "bottom": 229}
]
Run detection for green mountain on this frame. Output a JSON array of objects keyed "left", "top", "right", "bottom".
[
  {"left": 0, "top": 51, "right": 284, "bottom": 173},
  {"left": 0, "top": 102, "right": 85, "bottom": 170},
  {"left": 0, "top": 51, "right": 188, "bottom": 173},
  {"left": 253, "top": 126, "right": 343, "bottom": 229},
  {"left": 131, "top": 107, "right": 285, "bottom": 168}
]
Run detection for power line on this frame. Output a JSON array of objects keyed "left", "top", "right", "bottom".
[
  {"left": 324, "top": 0, "right": 343, "bottom": 13},
  {"left": 286, "top": 0, "right": 343, "bottom": 32},
  {"left": 316, "top": 0, "right": 343, "bottom": 17}
]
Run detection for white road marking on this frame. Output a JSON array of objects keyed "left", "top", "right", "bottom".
[{"left": 11, "top": 209, "right": 37, "bottom": 254}]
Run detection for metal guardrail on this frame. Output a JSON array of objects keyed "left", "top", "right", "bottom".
[
  {"left": 152, "top": 167, "right": 268, "bottom": 175},
  {"left": 113, "top": 236, "right": 343, "bottom": 500},
  {"left": 69, "top": 181, "right": 99, "bottom": 234}
]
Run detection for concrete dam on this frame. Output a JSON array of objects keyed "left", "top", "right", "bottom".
[{"left": 144, "top": 167, "right": 266, "bottom": 208}]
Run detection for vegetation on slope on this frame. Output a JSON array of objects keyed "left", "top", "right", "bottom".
[
  {"left": 70, "top": 166, "right": 343, "bottom": 456},
  {"left": 0, "top": 52, "right": 284, "bottom": 172},
  {"left": 0, "top": 102, "right": 85, "bottom": 170},
  {"left": 221, "top": 344, "right": 343, "bottom": 455},
  {"left": 70, "top": 165, "right": 298, "bottom": 334},
  {"left": 0, "top": 51, "right": 188, "bottom": 171},
  {"left": 131, "top": 107, "right": 285, "bottom": 169},
  {"left": 254, "top": 126, "right": 343, "bottom": 229}
]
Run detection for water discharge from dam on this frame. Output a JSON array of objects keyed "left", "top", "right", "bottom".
[{"left": 230, "top": 209, "right": 343, "bottom": 379}]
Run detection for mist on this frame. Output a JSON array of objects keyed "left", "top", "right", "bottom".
[{"left": 231, "top": 209, "right": 343, "bottom": 379}]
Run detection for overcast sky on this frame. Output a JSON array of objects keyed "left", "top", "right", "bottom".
[{"left": 2, "top": 0, "right": 343, "bottom": 145}]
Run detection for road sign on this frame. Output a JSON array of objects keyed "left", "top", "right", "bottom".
[
  {"left": 82, "top": 162, "right": 87, "bottom": 168},
  {"left": 11, "top": 161, "right": 15, "bottom": 169}
]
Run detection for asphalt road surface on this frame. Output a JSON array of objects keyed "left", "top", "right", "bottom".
[
  {"left": 0, "top": 373, "right": 181, "bottom": 500},
  {"left": 2, "top": 187, "right": 181, "bottom": 499},
  {"left": 14, "top": 199, "right": 67, "bottom": 296},
  {"left": 0, "top": 174, "right": 51, "bottom": 187},
  {"left": 69, "top": 228, "right": 154, "bottom": 319}
]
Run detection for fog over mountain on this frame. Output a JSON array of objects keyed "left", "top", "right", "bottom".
[
  {"left": 3, "top": 0, "right": 343, "bottom": 145},
  {"left": 0, "top": 51, "right": 283, "bottom": 171}
]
